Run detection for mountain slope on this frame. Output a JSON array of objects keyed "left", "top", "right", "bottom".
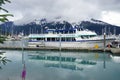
[{"left": 80, "top": 19, "right": 120, "bottom": 35}]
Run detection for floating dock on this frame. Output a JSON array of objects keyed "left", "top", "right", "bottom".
[{"left": 0, "top": 46, "right": 111, "bottom": 53}]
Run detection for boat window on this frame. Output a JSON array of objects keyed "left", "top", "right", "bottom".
[
  {"left": 65, "top": 38, "right": 75, "bottom": 41},
  {"left": 47, "top": 38, "right": 50, "bottom": 41},
  {"left": 46, "top": 37, "right": 76, "bottom": 42},
  {"left": 51, "top": 38, "right": 55, "bottom": 41},
  {"left": 84, "top": 35, "right": 89, "bottom": 38},
  {"left": 66, "top": 38, "right": 71, "bottom": 41},
  {"left": 61, "top": 38, "right": 65, "bottom": 41},
  {"left": 37, "top": 38, "right": 41, "bottom": 40},
  {"left": 90, "top": 35, "right": 96, "bottom": 37},
  {"left": 81, "top": 36, "right": 84, "bottom": 39},
  {"left": 56, "top": 38, "right": 59, "bottom": 41},
  {"left": 72, "top": 38, "right": 76, "bottom": 41},
  {"left": 36, "top": 38, "right": 45, "bottom": 41},
  {"left": 47, "top": 38, "right": 56, "bottom": 41}
]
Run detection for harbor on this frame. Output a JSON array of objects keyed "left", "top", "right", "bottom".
[
  {"left": 0, "top": 15, "right": 120, "bottom": 55},
  {"left": 1, "top": 0, "right": 120, "bottom": 80},
  {"left": 0, "top": 33, "right": 119, "bottom": 54},
  {"left": 0, "top": 34, "right": 119, "bottom": 54}
]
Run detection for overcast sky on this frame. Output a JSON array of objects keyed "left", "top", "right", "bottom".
[{"left": 1, "top": 0, "right": 120, "bottom": 26}]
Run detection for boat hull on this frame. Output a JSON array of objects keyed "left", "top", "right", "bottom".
[{"left": 111, "top": 48, "right": 120, "bottom": 54}]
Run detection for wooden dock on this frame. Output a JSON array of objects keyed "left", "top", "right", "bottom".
[{"left": 0, "top": 46, "right": 111, "bottom": 53}]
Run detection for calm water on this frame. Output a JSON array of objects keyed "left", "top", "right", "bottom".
[{"left": 0, "top": 50, "right": 120, "bottom": 80}]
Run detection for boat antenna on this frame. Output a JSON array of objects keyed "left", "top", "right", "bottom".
[
  {"left": 108, "top": 27, "right": 110, "bottom": 35},
  {"left": 11, "top": 22, "right": 14, "bottom": 37}
]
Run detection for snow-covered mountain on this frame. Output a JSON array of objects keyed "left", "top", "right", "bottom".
[{"left": 0, "top": 18, "right": 120, "bottom": 35}]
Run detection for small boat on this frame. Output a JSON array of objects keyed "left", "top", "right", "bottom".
[
  {"left": 110, "top": 39, "right": 120, "bottom": 54},
  {"left": 111, "top": 48, "right": 120, "bottom": 54},
  {"left": 110, "top": 40, "right": 120, "bottom": 48}
]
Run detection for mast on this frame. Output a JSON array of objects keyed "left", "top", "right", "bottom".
[
  {"left": 40, "top": 18, "right": 47, "bottom": 34},
  {"left": 108, "top": 27, "right": 110, "bottom": 35},
  {"left": 11, "top": 22, "right": 14, "bottom": 37},
  {"left": 114, "top": 27, "right": 116, "bottom": 35},
  {"left": 102, "top": 28, "right": 104, "bottom": 35}
]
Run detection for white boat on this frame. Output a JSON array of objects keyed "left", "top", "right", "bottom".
[
  {"left": 28, "top": 29, "right": 116, "bottom": 48},
  {"left": 110, "top": 39, "right": 120, "bottom": 54}
]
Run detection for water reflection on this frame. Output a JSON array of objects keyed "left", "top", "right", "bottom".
[
  {"left": 21, "top": 45, "right": 26, "bottom": 80},
  {"left": 103, "top": 52, "right": 106, "bottom": 69},
  {"left": 110, "top": 54, "right": 120, "bottom": 63},
  {"left": 1, "top": 50, "right": 120, "bottom": 80},
  {"left": 21, "top": 63, "right": 26, "bottom": 80},
  {"left": 28, "top": 51, "right": 112, "bottom": 71}
]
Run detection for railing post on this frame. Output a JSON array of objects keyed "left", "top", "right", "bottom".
[
  {"left": 104, "top": 33, "right": 106, "bottom": 52},
  {"left": 59, "top": 33, "right": 61, "bottom": 51}
]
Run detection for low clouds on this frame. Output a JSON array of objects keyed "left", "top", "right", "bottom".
[{"left": 2, "top": 0, "right": 120, "bottom": 25}]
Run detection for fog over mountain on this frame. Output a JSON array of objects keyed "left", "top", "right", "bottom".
[{"left": 2, "top": 0, "right": 120, "bottom": 26}]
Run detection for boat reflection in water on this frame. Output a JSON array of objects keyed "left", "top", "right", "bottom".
[
  {"left": 110, "top": 54, "right": 120, "bottom": 64},
  {"left": 1, "top": 50, "right": 120, "bottom": 80},
  {"left": 28, "top": 51, "right": 112, "bottom": 71}
]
